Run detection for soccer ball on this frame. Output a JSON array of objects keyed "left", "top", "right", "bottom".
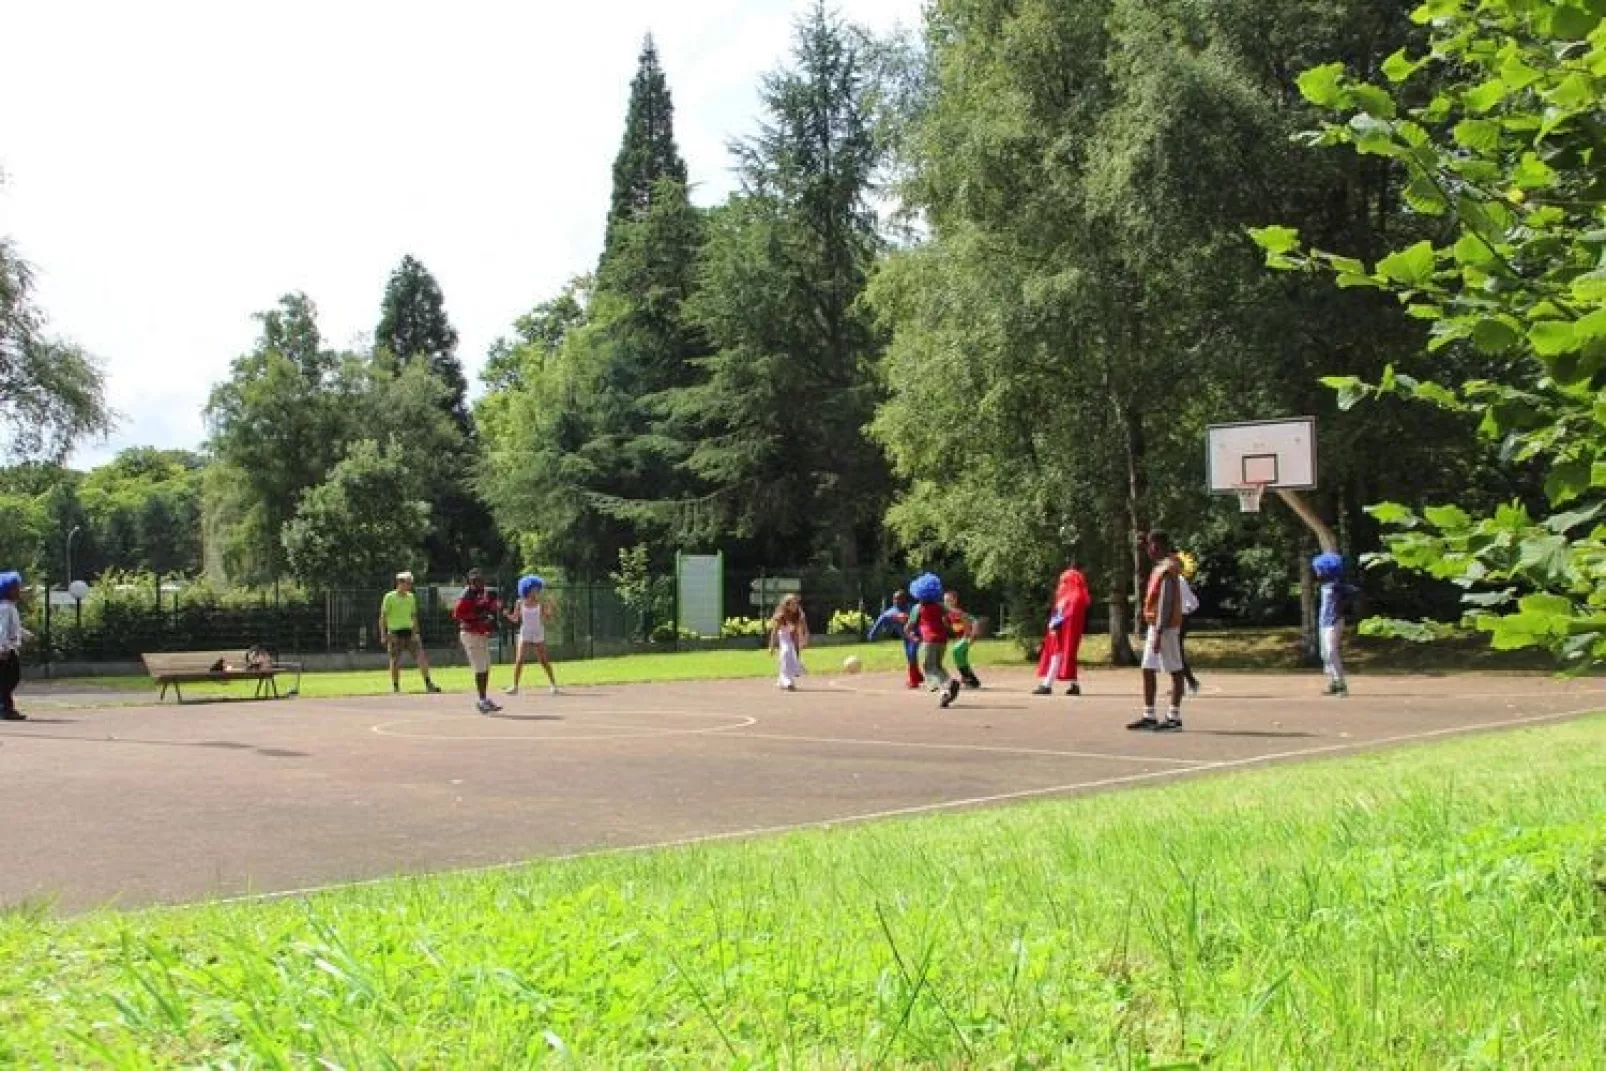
[{"left": 842, "top": 655, "right": 863, "bottom": 675}]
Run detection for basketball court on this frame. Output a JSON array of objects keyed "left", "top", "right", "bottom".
[{"left": 1, "top": 669, "right": 1600, "bottom": 912}]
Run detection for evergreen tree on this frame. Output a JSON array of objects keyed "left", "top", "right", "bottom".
[
  {"left": 663, "top": 2, "right": 889, "bottom": 567},
  {"left": 599, "top": 36, "right": 689, "bottom": 273},
  {"left": 375, "top": 255, "right": 468, "bottom": 430}
]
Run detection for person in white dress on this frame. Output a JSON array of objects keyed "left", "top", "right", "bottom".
[
  {"left": 504, "top": 575, "right": 559, "bottom": 695},
  {"left": 768, "top": 594, "right": 808, "bottom": 691}
]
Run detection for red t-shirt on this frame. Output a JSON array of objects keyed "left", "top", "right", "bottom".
[
  {"left": 454, "top": 587, "right": 500, "bottom": 635},
  {"left": 916, "top": 602, "right": 949, "bottom": 643}
]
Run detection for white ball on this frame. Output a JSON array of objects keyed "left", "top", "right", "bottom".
[{"left": 842, "top": 655, "right": 863, "bottom": 675}]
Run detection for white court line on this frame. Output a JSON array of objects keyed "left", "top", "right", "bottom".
[
  {"left": 708, "top": 730, "right": 1202, "bottom": 766},
  {"left": 369, "top": 709, "right": 757, "bottom": 743},
  {"left": 199, "top": 702, "right": 1604, "bottom": 909}
]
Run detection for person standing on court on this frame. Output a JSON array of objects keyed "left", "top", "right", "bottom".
[
  {"left": 379, "top": 571, "right": 441, "bottom": 695},
  {"left": 0, "top": 571, "right": 34, "bottom": 721},
  {"left": 1131, "top": 531, "right": 1187, "bottom": 732},
  {"left": 453, "top": 568, "right": 502, "bottom": 714},
  {"left": 1033, "top": 561, "right": 1090, "bottom": 696}
]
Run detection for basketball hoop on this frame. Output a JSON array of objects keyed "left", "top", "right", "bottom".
[{"left": 1234, "top": 483, "right": 1267, "bottom": 514}]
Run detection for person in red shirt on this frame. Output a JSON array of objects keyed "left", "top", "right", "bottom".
[
  {"left": 910, "top": 572, "right": 961, "bottom": 708},
  {"left": 453, "top": 568, "right": 502, "bottom": 714}
]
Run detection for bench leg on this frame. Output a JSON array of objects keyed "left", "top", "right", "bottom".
[
  {"left": 173, "top": 681, "right": 185, "bottom": 705},
  {"left": 159, "top": 681, "right": 169, "bottom": 702}
]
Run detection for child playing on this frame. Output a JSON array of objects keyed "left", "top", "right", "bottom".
[
  {"left": 504, "top": 575, "right": 560, "bottom": 696},
  {"left": 911, "top": 572, "right": 961, "bottom": 708},
  {"left": 769, "top": 594, "right": 809, "bottom": 691},
  {"left": 0, "top": 571, "right": 33, "bottom": 721},
  {"left": 943, "top": 590, "right": 983, "bottom": 689},
  {"left": 867, "top": 590, "right": 923, "bottom": 689},
  {"left": 1313, "top": 552, "right": 1359, "bottom": 696}
]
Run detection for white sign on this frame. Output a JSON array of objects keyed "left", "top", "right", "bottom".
[{"left": 677, "top": 552, "right": 723, "bottom": 638}]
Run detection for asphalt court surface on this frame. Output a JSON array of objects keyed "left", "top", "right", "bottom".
[{"left": 1, "top": 669, "right": 1601, "bottom": 912}]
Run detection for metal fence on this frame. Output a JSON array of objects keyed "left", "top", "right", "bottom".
[{"left": 18, "top": 567, "right": 1009, "bottom": 669}]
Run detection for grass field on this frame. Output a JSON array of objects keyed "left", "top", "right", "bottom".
[
  {"left": 3, "top": 716, "right": 1602, "bottom": 1066},
  {"left": 37, "top": 628, "right": 1552, "bottom": 702}
]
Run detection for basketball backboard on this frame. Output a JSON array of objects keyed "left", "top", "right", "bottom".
[{"left": 1206, "top": 417, "right": 1316, "bottom": 493}]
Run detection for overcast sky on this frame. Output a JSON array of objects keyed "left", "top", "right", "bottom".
[{"left": 0, "top": 0, "right": 921, "bottom": 468}]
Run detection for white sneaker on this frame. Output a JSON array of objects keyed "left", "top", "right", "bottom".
[
  {"left": 549, "top": 685, "right": 560, "bottom": 695},
  {"left": 476, "top": 698, "right": 493, "bottom": 715},
  {"left": 505, "top": 686, "right": 519, "bottom": 696}
]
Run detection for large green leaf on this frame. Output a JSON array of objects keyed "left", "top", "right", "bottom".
[
  {"left": 1376, "top": 241, "right": 1437, "bottom": 287},
  {"left": 1529, "top": 320, "right": 1577, "bottom": 356},
  {"left": 1296, "top": 64, "right": 1346, "bottom": 107}
]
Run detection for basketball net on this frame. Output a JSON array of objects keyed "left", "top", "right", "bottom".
[{"left": 1234, "top": 482, "right": 1267, "bottom": 514}]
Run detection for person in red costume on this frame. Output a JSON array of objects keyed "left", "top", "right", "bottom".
[{"left": 1032, "top": 560, "right": 1090, "bottom": 697}]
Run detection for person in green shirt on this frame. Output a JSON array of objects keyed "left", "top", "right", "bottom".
[{"left": 380, "top": 572, "right": 441, "bottom": 694}]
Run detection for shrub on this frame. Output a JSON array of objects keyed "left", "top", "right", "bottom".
[
  {"left": 721, "top": 616, "right": 767, "bottom": 638},
  {"left": 828, "top": 608, "right": 870, "bottom": 635}
]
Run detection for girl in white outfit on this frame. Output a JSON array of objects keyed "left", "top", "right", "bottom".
[
  {"left": 504, "top": 575, "right": 560, "bottom": 695},
  {"left": 769, "top": 594, "right": 808, "bottom": 691}
]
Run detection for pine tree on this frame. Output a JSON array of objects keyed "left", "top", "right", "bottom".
[
  {"left": 663, "top": 2, "right": 888, "bottom": 568},
  {"left": 375, "top": 255, "right": 468, "bottom": 431},
  {"left": 599, "top": 36, "right": 689, "bottom": 274}
]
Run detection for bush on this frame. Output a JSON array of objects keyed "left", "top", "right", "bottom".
[
  {"left": 721, "top": 616, "right": 767, "bottom": 638},
  {"left": 828, "top": 608, "right": 870, "bottom": 635}
]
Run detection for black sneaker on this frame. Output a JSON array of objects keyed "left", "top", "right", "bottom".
[
  {"left": 1126, "top": 716, "right": 1158, "bottom": 731},
  {"left": 940, "top": 679, "right": 960, "bottom": 707},
  {"left": 1, "top": 709, "right": 25, "bottom": 721},
  {"left": 1155, "top": 717, "right": 1183, "bottom": 732},
  {"left": 1065, "top": 682, "right": 1081, "bottom": 697},
  {"left": 962, "top": 672, "right": 982, "bottom": 689},
  {"left": 1031, "top": 684, "right": 1052, "bottom": 696},
  {"left": 425, "top": 681, "right": 442, "bottom": 694}
]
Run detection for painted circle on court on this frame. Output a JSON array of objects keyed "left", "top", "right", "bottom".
[{"left": 369, "top": 708, "right": 756, "bottom": 742}]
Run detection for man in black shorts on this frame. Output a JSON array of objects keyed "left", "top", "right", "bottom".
[{"left": 379, "top": 571, "right": 441, "bottom": 694}]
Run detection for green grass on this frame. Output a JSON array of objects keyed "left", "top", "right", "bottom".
[
  {"left": 3, "top": 717, "right": 1603, "bottom": 1066},
  {"left": 38, "top": 629, "right": 1557, "bottom": 703}
]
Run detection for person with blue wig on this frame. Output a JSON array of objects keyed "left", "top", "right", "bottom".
[
  {"left": 1313, "top": 552, "right": 1359, "bottom": 696},
  {"left": 0, "top": 570, "right": 34, "bottom": 720},
  {"left": 503, "top": 574, "right": 560, "bottom": 696},
  {"left": 910, "top": 572, "right": 962, "bottom": 708}
]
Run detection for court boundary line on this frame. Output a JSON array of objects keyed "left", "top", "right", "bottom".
[{"left": 199, "top": 701, "right": 1604, "bottom": 909}]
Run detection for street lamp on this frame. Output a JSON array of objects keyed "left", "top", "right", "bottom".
[{"left": 65, "top": 524, "right": 82, "bottom": 588}]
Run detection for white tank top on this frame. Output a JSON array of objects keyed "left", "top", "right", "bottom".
[{"left": 519, "top": 601, "right": 546, "bottom": 643}]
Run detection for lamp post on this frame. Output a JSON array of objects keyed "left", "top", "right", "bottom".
[{"left": 65, "top": 525, "right": 82, "bottom": 588}]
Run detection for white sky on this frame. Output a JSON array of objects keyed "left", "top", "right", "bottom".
[{"left": 0, "top": 0, "right": 921, "bottom": 467}]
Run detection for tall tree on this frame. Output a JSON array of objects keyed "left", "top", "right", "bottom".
[
  {"left": 600, "top": 36, "right": 689, "bottom": 274},
  {"left": 662, "top": 2, "right": 889, "bottom": 567},
  {"left": 374, "top": 255, "right": 467, "bottom": 430},
  {"left": 480, "top": 40, "right": 708, "bottom": 577},
  {"left": 204, "top": 293, "right": 350, "bottom": 582},
  {"left": 870, "top": 0, "right": 1451, "bottom": 655},
  {"left": 0, "top": 219, "right": 114, "bottom": 460}
]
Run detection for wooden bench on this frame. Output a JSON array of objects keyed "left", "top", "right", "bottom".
[{"left": 142, "top": 650, "right": 288, "bottom": 704}]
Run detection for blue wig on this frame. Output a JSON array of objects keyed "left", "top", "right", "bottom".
[
  {"left": 0, "top": 570, "right": 21, "bottom": 598},
  {"left": 1312, "top": 553, "right": 1345, "bottom": 581},
  {"left": 909, "top": 572, "right": 943, "bottom": 604},
  {"left": 517, "top": 574, "right": 545, "bottom": 598}
]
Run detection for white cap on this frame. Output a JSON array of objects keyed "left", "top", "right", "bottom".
[{"left": 396, "top": 571, "right": 414, "bottom": 582}]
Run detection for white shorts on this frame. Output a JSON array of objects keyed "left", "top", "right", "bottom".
[
  {"left": 519, "top": 626, "right": 546, "bottom": 647},
  {"left": 1141, "top": 627, "right": 1184, "bottom": 674},
  {"left": 460, "top": 631, "right": 491, "bottom": 673}
]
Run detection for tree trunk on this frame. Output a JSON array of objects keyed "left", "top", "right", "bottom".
[
  {"left": 1298, "top": 538, "right": 1320, "bottom": 665},
  {"left": 1107, "top": 516, "right": 1138, "bottom": 666},
  {"left": 1113, "top": 400, "right": 1148, "bottom": 665}
]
